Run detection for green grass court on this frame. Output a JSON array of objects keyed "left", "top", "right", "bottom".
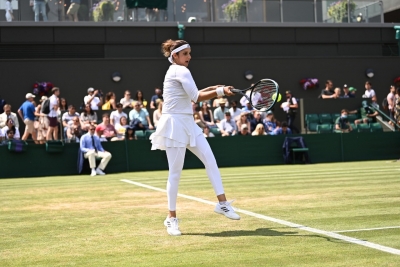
[{"left": 1, "top": 161, "right": 400, "bottom": 266}]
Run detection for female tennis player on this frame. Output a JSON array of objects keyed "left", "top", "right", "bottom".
[{"left": 150, "top": 39, "right": 240, "bottom": 236}]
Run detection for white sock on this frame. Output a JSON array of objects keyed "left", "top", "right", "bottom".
[
  {"left": 219, "top": 201, "right": 227, "bottom": 205},
  {"left": 91, "top": 168, "right": 95, "bottom": 171}
]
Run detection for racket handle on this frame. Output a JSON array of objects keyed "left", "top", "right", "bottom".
[{"left": 230, "top": 89, "right": 241, "bottom": 93}]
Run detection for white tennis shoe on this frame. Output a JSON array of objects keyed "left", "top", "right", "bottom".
[
  {"left": 96, "top": 168, "right": 105, "bottom": 175},
  {"left": 90, "top": 169, "right": 97, "bottom": 176},
  {"left": 164, "top": 217, "right": 181, "bottom": 236},
  {"left": 214, "top": 200, "right": 240, "bottom": 220}
]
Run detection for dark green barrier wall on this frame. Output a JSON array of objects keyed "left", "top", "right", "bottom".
[{"left": 1, "top": 132, "right": 399, "bottom": 178}]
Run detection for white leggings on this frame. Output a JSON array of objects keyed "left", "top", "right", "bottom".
[{"left": 166, "top": 134, "right": 224, "bottom": 211}]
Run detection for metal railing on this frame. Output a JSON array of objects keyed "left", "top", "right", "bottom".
[{"left": 4, "top": 0, "right": 386, "bottom": 24}]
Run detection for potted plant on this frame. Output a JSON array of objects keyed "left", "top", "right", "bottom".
[
  {"left": 92, "top": 0, "right": 114, "bottom": 22},
  {"left": 222, "top": 0, "right": 252, "bottom": 22},
  {"left": 327, "top": 0, "right": 356, "bottom": 23}
]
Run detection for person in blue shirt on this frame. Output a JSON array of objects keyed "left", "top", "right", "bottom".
[
  {"left": 273, "top": 121, "right": 292, "bottom": 135},
  {"left": 150, "top": 87, "right": 163, "bottom": 109},
  {"left": 18, "top": 93, "right": 37, "bottom": 142},
  {"left": 80, "top": 125, "right": 112, "bottom": 176}
]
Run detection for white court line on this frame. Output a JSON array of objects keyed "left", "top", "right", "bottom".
[
  {"left": 121, "top": 179, "right": 400, "bottom": 256},
  {"left": 334, "top": 226, "right": 400, "bottom": 233}
]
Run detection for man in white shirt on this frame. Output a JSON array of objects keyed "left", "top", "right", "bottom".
[
  {"left": 364, "top": 81, "right": 376, "bottom": 98},
  {"left": 62, "top": 105, "right": 80, "bottom": 139},
  {"left": 47, "top": 87, "right": 60, "bottom": 141},
  {"left": 110, "top": 103, "right": 127, "bottom": 128},
  {"left": 0, "top": 104, "right": 19, "bottom": 129},
  {"left": 219, "top": 112, "right": 237, "bottom": 136},
  {"left": 213, "top": 98, "right": 229, "bottom": 123},
  {"left": 84, "top": 88, "right": 102, "bottom": 111},
  {"left": 239, "top": 86, "right": 262, "bottom": 107},
  {"left": 228, "top": 100, "right": 242, "bottom": 121},
  {"left": 120, "top": 90, "right": 135, "bottom": 109}
]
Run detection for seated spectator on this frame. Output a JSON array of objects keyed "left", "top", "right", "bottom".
[
  {"left": 153, "top": 100, "right": 163, "bottom": 128},
  {"left": 242, "top": 101, "right": 254, "bottom": 113},
  {"left": 34, "top": 96, "right": 49, "bottom": 144},
  {"left": 110, "top": 103, "right": 127, "bottom": 128},
  {"left": 0, "top": 104, "right": 19, "bottom": 129},
  {"left": 125, "top": 127, "right": 136, "bottom": 140},
  {"left": 333, "top": 88, "right": 342, "bottom": 98},
  {"left": 150, "top": 87, "right": 163, "bottom": 109},
  {"left": 213, "top": 95, "right": 229, "bottom": 108},
  {"left": 59, "top": 98, "right": 68, "bottom": 114},
  {"left": 1, "top": 118, "right": 20, "bottom": 139},
  {"left": 194, "top": 112, "right": 206, "bottom": 129},
  {"left": 115, "top": 116, "right": 129, "bottom": 140},
  {"left": 102, "top": 92, "right": 117, "bottom": 110},
  {"left": 134, "top": 90, "right": 148, "bottom": 109},
  {"left": 203, "top": 126, "right": 215, "bottom": 138},
  {"left": 80, "top": 104, "right": 98, "bottom": 131},
  {"left": 363, "top": 81, "right": 376, "bottom": 98},
  {"left": 67, "top": 117, "right": 84, "bottom": 142},
  {"left": 355, "top": 101, "right": 379, "bottom": 125},
  {"left": 79, "top": 125, "right": 112, "bottom": 176},
  {"left": 237, "top": 112, "right": 251, "bottom": 132},
  {"left": 1, "top": 129, "right": 15, "bottom": 145},
  {"left": 229, "top": 100, "right": 242, "bottom": 121},
  {"left": 129, "top": 101, "right": 154, "bottom": 131},
  {"left": 62, "top": 105, "right": 80, "bottom": 138},
  {"left": 18, "top": 93, "right": 37, "bottom": 143},
  {"left": 213, "top": 99, "right": 229, "bottom": 123},
  {"left": 319, "top": 80, "right": 335, "bottom": 99},
  {"left": 84, "top": 88, "right": 103, "bottom": 111},
  {"left": 120, "top": 90, "right": 135, "bottom": 109},
  {"left": 273, "top": 121, "right": 292, "bottom": 135},
  {"left": 199, "top": 101, "right": 215, "bottom": 128},
  {"left": 371, "top": 95, "right": 379, "bottom": 110},
  {"left": 238, "top": 124, "right": 251, "bottom": 136},
  {"left": 250, "top": 111, "right": 264, "bottom": 132},
  {"left": 252, "top": 123, "right": 267, "bottom": 136},
  {"left": 335, "top": 109, "right": 353, "bottom": 133},
  {"left": 343, "top": 84, "right": 356, "bottom": 98},
  {"left": 219, "top": 112, "right": 237, "bottom": 136},
  {"left": 96, "top": 113, "right": 117, "bottom": 141},
  {"left": 264, "top": 111, "right": 278, "bottom": 134}
]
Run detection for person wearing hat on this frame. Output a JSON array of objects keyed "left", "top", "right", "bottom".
[
  {"left": 34, "top": 96, "right": 50, "bottom": 144},
  {"left": 84, "top": 87, "right": 103, "bottom": 111},
  {"left": 18, "top": 93, "right": 37, "bottom": 143},
  {"left": 213, "top": 98, "right": 229, "bottom": 123},
  {"left": 237, "top": 123, "right": 251, "bottom": 136},
  {"left": 342, "top": 84, "right": 356, "bottom": 98},
  {"left": 281, "top": 90, "right": 299, "bottom": 134}
]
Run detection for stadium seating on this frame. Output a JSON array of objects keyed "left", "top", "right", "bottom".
[
  {"left": 319, "top": 113, "right": 332, "bottom": 124},
  {"left": 317, "top": 124, "right": 332, "bottom": 134},
  {"left": 331, "top": 113, "right": 340, "bottom": 123},
  {"left": 357, "top": 123, "right": 371, "bottom": 133},
  {"left": 347, "top": 114, "right": 359, "bottom": 123},
  {"left": 305, "top": 114, "right": 319, "bottom": 133},
  {"left": 145, "top": 129, "right": 156, "bottom": 139},
  {"left": 370, "top": 122, "right": 383, "bottom": 132},
  {"left": 135, "top": 130, "right": 146, "bottom": 140},
  {"left": 210, "top": 127, "right": 222, "bottom": 137}
]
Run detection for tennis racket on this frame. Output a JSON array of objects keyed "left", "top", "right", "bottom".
[{"left": 231, "top": 79, "right": 279, "bottom": 112}]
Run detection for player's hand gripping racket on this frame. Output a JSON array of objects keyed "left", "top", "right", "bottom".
[{"left": 231, "top": 79, "right": 279, "bottom": 112}]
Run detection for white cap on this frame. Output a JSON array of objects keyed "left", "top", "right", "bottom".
[
  {"left": 241, "top": 124, "right": 248, "bottom": 130},
  {"left": 26, "top": 93, "right": 36, "bottom": 99},
  {"left": 87, "top": 87, "right": 95, "bottom": 93}
]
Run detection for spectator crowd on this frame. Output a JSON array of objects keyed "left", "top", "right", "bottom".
[{"left": 1, "top": 80, "right": 399, "bottom": 145}]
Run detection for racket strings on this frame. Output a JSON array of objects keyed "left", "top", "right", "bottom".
[{"left": 252, "top": 81, "right": 277, "bottom": 110}]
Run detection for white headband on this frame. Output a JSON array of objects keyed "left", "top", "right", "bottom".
[{"left": 168, "top": 44, "right": 190, "bottom": 63}]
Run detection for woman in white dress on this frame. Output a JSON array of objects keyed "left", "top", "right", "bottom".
[
  {"left": 150, "top": 39, "right": 240, "bottom": 236},
  {"left": 5, "top": 0, "right": 13, "bottom": 22}
]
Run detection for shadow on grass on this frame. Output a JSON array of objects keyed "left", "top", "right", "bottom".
[{"left": 183, "top": 227, "right": 336, "bottom": 242}]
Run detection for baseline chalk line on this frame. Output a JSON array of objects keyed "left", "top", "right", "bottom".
[
  {"left": 121, "top": 179, "right": 400, "bottom": 256},
  {"left": 333, "top": 226, "right": 400, "bottom": 233}
]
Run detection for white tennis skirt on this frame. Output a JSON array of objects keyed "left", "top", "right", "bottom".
[{"left": 150, "top": 113, "right": 203, "bottom": 151}]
